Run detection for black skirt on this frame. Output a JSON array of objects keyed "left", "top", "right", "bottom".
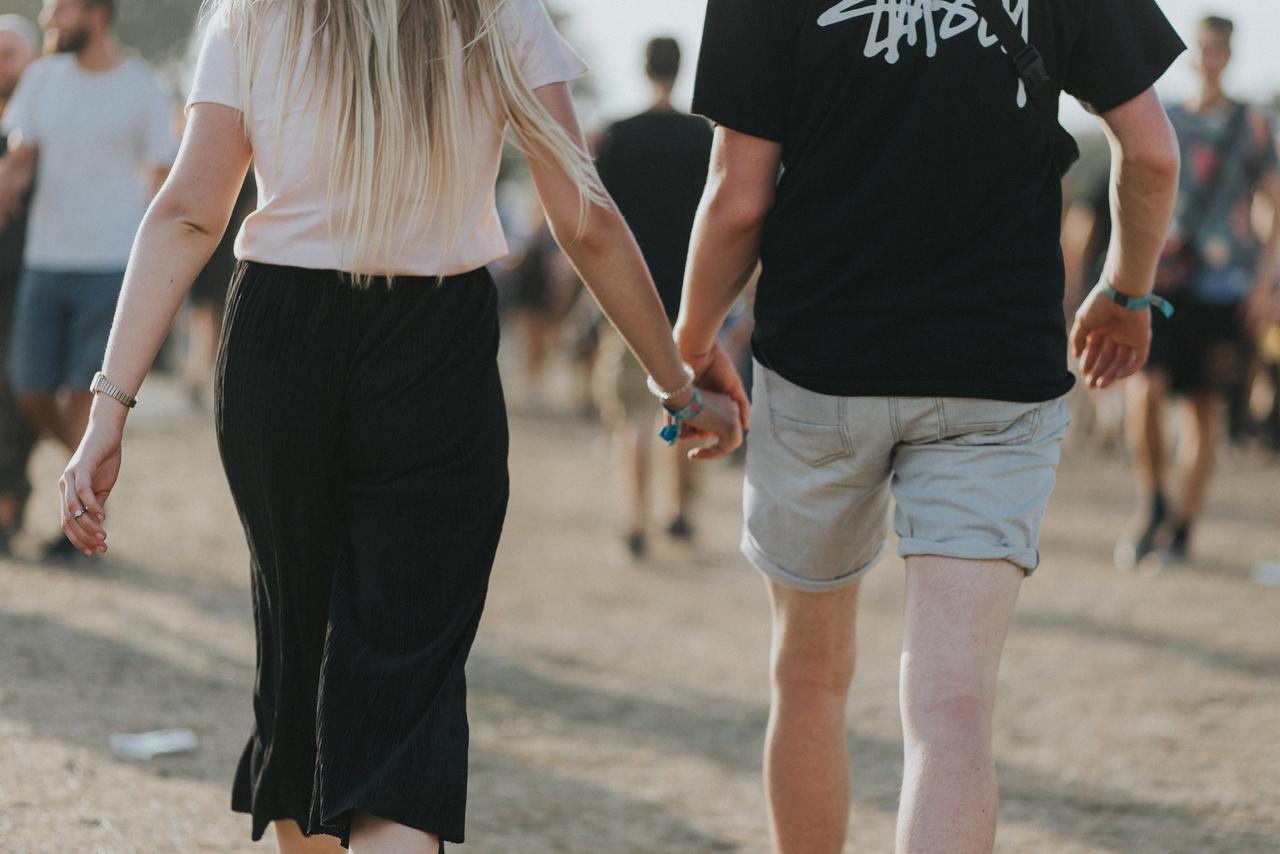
[{"left": 215, "top": 261, "right": 510, "bottom": 848}]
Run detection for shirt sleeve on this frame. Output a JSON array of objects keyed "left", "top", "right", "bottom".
[
  {"left": 1063, "top": 0, "right": 1186, "bottom": 114},
  {"left": 1, "top": 61, "right": 42, "bottom": 146},
  {"left": 692, "top": 0, "right": 790, "bottom": 143},
  {"left": 187, "top": 8, "right": 243, "bottom": 112},
  {"left": 503, "top": 0, "right": 588, "bottom": 91},
  {"left": 1246, "top": 110, "right": 1279, "bottom": 182},
  {"left": 143, "top": 72, "right": 179, "bottom": 168}
]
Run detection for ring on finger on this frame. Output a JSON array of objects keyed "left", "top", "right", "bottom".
[{"left": 73, "top": 507, "right": 87, "bottom": 520}]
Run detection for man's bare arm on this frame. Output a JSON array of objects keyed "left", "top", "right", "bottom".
[{"left": 1070, "top": 87, "right": 1181, "bottom": 388}]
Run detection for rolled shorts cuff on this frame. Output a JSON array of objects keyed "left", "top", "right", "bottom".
[
  {"left": 897, "top": 537, "right": 1041, "bottom": 575},
  {"left": 741, "top": 531, "right": 888, "bottom": 593}
]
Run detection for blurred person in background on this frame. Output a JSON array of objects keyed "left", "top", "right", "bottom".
[
  {"left": 594, "top": 36, "right": 712, "bottom": 557},
  {"left": 184, "top": 173, "right": 255, "bottom": 408},
  {"left": 1120, "top": 14, "right": 1280, "bottom": 571},
  {"left": 0, "top": 0, "right": 175, "bottom": 564},
  {"left": 55, "top": 0, "right": 744, "bottom": 851},
  {"left": 507, "top": 202, "right": 580, "bottom": 409},
  {"left": 0, "top": 14, "right": 40, "bottom": 555},
  {"left": 681, "top": 0, "right": 1182, "bottom": 851}
]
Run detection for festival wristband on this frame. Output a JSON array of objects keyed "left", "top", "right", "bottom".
[
  {"left": 1102, "top": 285, "right": 1175, "bottom": 319},
  {"left": 659, "top": 387, "right": 704, "bottom": 446}
]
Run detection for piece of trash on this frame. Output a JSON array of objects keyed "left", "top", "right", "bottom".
[
  {"left": 1252, "top": 562, "right": 1280, "bottom": 588},
  {"left": 109, "top": 729, "right": 200, "bottom": 760}
]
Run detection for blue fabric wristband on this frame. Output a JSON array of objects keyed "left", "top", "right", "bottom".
[
  {"left": 659, "top": 387, "right": 704, "bottom": 446},
  {"left": 1102, "top": 285, "right": 1175, "bottom": 319}
]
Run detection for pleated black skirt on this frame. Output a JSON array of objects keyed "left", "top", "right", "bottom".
[{"left": 214, "top": 261, "right": 510, "bottom": 849}]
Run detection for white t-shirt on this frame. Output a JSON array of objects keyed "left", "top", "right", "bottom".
[
  {"left": 2, "top": 54, "right": 177, "bottom": 272},
  {"left": 187, "top": 0, "right": 587, "bottom": 277}
]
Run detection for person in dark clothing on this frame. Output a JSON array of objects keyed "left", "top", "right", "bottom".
[
  {"left": 1121, "top": 15, "right": 1280, "bottom": 570},
  {"left": 184, "top": 173, "right": 255, "bottom": 407},
  {"left": 0, "top": 16, "right": 40, "bottom": 554},
  {"left": 678, "top": 1, "right": 1184, "bottom": 850},
  {"left": 594, "top": 37, "right": 713, "bottom": 557}
]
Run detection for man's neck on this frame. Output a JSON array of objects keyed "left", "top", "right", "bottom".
[
  {"left": 75, "top": 35, "right": 123, "bottom": 73},
  {"left": 1189, "top": 81, "right": 1230, "bottom": 113},
  {"left": 649, "top": 82, "right": 676, "bottom": 113}
]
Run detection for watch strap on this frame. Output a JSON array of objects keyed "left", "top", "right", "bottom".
[{"left": 90, "top": 371, "right": 138, "bottom": 409}]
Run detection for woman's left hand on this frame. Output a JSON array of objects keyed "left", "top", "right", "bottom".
[{"left": 60, "top": 424, "right": 123, "bottom": 556}]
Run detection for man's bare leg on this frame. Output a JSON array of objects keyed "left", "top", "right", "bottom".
[
  {"left": 896, "top": 556, "right": 1022, "bottom": 854},
  {"left": 1170, "top": 390, "right": 1220, "bottom": 558},
  {"left": 764, "top": 579, "right": 861, "bottom": 854}
]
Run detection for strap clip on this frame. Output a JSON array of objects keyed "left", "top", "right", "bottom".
[{"left": 1012, "top": 45, "right": 1051, "bottom": 95}]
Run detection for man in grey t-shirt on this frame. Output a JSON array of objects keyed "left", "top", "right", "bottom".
[{"left": 0, "top": 0, "right": 176, "bottom": 562}]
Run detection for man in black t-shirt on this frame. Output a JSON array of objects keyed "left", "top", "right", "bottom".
[
  {"left": 594, "top": 38, "right": 713, "bottom": 557},
  {"left": 0, "top": 16, "right": 39, "bottom": 554},
  {"left": 674, "top": 1, "right": 1184, "bottom": 851}
]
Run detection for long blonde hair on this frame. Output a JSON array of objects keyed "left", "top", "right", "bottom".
[{"left": 203, "top": 0, "right": 604, "bottom": 279}]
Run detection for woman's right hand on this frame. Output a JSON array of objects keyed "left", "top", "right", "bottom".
[
  {"left": 679, "top": 389, "right": 744, "bottom": 461},
  {"left": 60, "top": 424, "right": 123, "bottom": 557}
]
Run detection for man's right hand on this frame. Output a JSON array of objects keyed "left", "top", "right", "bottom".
[
  {"left": 1070, "top": 284, "right": 1154, "bottom": 389},
  {"left": 680, "top": 340, "right": 751, "bottom": 432}
]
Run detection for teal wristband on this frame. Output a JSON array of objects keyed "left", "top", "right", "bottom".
[
  {"left": 659, "top": 387, "right": 704, "bottom": 446},
  {"left": 1102, "top": 285, "right": 1175, "bottom": 319}
]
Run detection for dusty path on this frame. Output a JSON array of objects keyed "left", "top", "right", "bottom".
[{"left": 1, "top": 376, "right": 1277, "bottom": 853}]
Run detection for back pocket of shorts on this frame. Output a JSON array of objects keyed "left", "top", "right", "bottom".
[
  {"left": 940, "top": 399, "right": 1043, "bottom": 446},
  {"left": 770, "top": 413, "right": 852, "bottom": 467}
]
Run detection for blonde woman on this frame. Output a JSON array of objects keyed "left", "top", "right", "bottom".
[{"left": 56, "top": 1, "right": 747, "bottom": 851}]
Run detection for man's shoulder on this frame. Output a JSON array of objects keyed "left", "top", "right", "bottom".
[
  {"left": 20, "top": 54, "right": 71, "bottom": 84},
  {"left": 119, "top": 55, "right": 169, "bottom": 88}
]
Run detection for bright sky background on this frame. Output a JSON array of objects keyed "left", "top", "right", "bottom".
[{"left": 558, "top": 0, "right": 1280, "bottom": 132}]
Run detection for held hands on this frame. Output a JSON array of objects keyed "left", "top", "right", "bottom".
[
  {"left": 677, "top": 389, "right": 743, "bottom": 461},
  {"left": 679, "top": 340, "right": 751, "bottom": 432},
  {"left": 1070, "top": 283, "right": 1153, "bottom": 390},
  {"left": 59, "top": 424, "right": 123, "bottom": 557}
]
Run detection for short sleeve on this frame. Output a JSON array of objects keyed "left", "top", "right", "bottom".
[
  {"left": 1, "top": 62, "right": 42, "bottom": 145},
  {"left": 143, "top": 71, "right": 178, "bottom": 168},
  {"left": 1063, "top": 0, "right": 1186, "bottom": 114},
  {"left": 693, "top": 0, "right": 790, "bottom": 143},
  {"left": 187, "top": 8, "right": 243, "bottom": 112},
  {"left": 503, "top": 0, "right": 587, "bottom": 91}
]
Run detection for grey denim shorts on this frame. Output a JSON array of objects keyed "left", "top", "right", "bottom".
[{"left": 742, "top": 361, "right": 1071, "bottom": 593}]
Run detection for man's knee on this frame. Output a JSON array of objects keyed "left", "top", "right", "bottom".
[
  {"left": 1130, "top": 370, "right": 1169, "bottom": 409},
  {"left": 769, "top": 582, "right": 859, "bottom": 698},
  {"left": 901, "top": 677, "right": 993, "bottom": 754}
]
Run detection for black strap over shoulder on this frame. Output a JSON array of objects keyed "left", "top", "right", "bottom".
[{"left": 969, "top": 0, "right": 1081, "bottom": 176}]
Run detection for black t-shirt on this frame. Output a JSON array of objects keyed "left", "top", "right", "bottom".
[
  {"left": 694, "top": 0, "right": 1184, "bottom": 401},
  {"left": 596, "top": 109, "right": 713, "bottom": 320}
]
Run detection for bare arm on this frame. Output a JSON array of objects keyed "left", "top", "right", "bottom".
[
  {"left": 523, "top": 82, "right": 747, "bottom": 445},
  {"left": 1246, "top": 169, "right": 1280, "bottom": 332},
  {"left": 1070, "top": 88, "right": 1180, "bottom": 389},
  {"left": 60, "top": 103, "right": 250, "bottom": 555},
  {"left": 674, "top": 128, "right": 780, "bottom": 357}
]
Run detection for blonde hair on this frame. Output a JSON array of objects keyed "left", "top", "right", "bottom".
[{"left": 204, "top": 0, "right": 604, "bottom": 280}]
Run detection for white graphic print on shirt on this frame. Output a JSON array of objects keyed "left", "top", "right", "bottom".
[{"left": 818, "top": 0, "right": 1030, "bottom": 105}]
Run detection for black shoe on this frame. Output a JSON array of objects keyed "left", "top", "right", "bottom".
[
  {"left": 40, "top": 535, "right": 84, "bottom": 565},
  {"left": 667, "top": 515, "right": 694, "bottom": 543},
  {"left": 1115, "top": 494, "right": 1168, "bottom": 572},
  {"left": 1161, "top": 522, "right": 1192, "bottom": 568},
  {"left": 625, "top": 532, "right": 647, "bottom": 560}
]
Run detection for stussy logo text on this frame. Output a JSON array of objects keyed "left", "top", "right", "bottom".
[{"left": 818, "top": 0, "right": 1031, "bottom": 105}]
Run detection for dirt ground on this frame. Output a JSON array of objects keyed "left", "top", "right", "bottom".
[{"left": 1, "top": 372, "right": 1278, "bottom": 854}]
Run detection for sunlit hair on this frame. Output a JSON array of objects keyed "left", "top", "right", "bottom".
[
  {"left": 1199, "top": 15, "right": 1234, "bottom": 41},
  {"left": 202, "top": 0, "right": 605, "bottom": 281}
]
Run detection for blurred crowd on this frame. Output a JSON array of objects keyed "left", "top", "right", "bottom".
[{"left": 0, "top": 2, "right": 1277, "bottom": 572}]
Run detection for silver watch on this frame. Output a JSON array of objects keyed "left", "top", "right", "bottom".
[{"left": 90, "top": 371, "right": 138, "bottom": 409}]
